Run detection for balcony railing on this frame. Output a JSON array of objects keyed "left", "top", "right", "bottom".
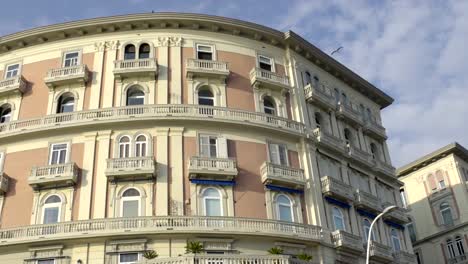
[
  {"left": 189, "top": 156, "right": 238, "bottom": 180},
  {"left": 105, "top": 156, "right": 157, "bottom": 181},
  {"left": 321, "top": 176, "right": 354, "bottom": 202},
  {"left": 186, "top": 59, "right": 229, "bottom": 79},
  {"left": 0, "top": 105, "right": 306, "bottom": 139},
  {"left": 261, "top": 162, "right": 306, "bottom": 189},
  {"left": 139, "top": 254, "right": 312, "bottom": 264},
  {"left": 354, "top": 189, "right": 382, "bottom": 213},
  {"left": 336, "top": 102, "right": 363, "bottom": 125},
  {"left": 0, "top": 76, "right": 28, "bottom": 95},
  {"left": 113, "top": 58, "right": 158, "bottom": 80},
  {"left": 331, "top": 230, "right": 364, "bottom": 254},
  {"left": 304, "top": 83, "right": 336, "bottom": 110},
  {"left": 393, "top": 250, "right": 417, "bottom": 264},
  {"left": 369, "top": 241, "right": 394, "bottom": 262},
  {"left": 347, "top": 144, "right": 373, "bottom": 167},
  {"left": 250, "top": 68, "right": 290, "bottom": 91},
  {"left": 0, "top": 173, "right": 9, "bottom": 194},
  {"left": 0, "top": 216, "right": 323, "bottom": 246},
  {"left": 312, "top": 128, "right": 346, "bottom": 154},
  {"left": 364, "top": 117, "right": 387, "bottom": 139},
  {"left": 44, "top": 65, "right": 89, "bottom": 88},
  {"left": 28, "top": 163, "right": 79, "bottom": 190}
]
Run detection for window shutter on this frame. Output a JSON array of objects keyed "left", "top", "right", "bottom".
[{"left": 217, "top": 137, "right": 228, "bottom": 158}]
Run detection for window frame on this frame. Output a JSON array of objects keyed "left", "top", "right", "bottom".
[
  {"left": 118, "top": 252, "right": 140, "bottom": 264},
  {"left": 196, "top": 43, "right": 215, "bottom": 61},
  {"left": 267, "top": 142, "right": 289, "bottom": 166},
  {"left": 48, "top": 142, "right": 70, "bottom": 165},
  {"left": 202, "top": 187, "right": 223, "bottom": 217},
  {"left": 276, "top": 194, "right": 294, "bottom": 222},
  {"left": 62, "top": 50, "right": 81, "bottom": 68},
  {"left": 257, "top": 55, "right": 275, "bottom": 72},
  {"left": 4, "top": 62, "right": 21, "bottom": 79},
  {"left": 42, "top": 195, "right": 62, "bottom": 224},
  {"left": 120, "top": 188, "right": 141, "bottom": 218}
]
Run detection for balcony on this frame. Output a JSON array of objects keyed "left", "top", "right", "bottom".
[
  {"left": 321, "top": 176, "right": 353, "bottom": 202},
  {"left": 347, "top": 145, "right": 373, "bottom": 167},
  {"left": 336, "top": 102, "right": 363, "bottom": 126},
  {"left": 369, "top": 241, "right": 394, "bottom": 263},
  {"left": 28, "top": 163, "right": 79, "bottom": 190},
  {"left": 261, "top": 162, "right": 306, "bottom": 190},
  {"left": 0, "top": 173, "right": 9, "bottom": 194},
  {"left": 113, "top": 58, "right": 158, "bottom": 80},
  {"left": 331, "top": 230, "right": 364, "bottom": 254},
  {"left": 0, "top": 76, "right": 28, "bottom": 96},
  {"left": 304, "top": 83, "right": 336, "bottom": 110},
  {"left": 312, "top": 128, "right": 346, "bottom": 154},
  {"left": 105, "top": 156, "right": 156, "bottom": 181},
  {"left": 250, "top": 67, "right": 290, "bottom": 92},
  {"left": 364, "top": 117, "right": 387, "bottom": 139},
  {"left": 393, "top": 251, "right": 417, "bottom": 264},
  {"left": 188, "top": 156, "right": 238, "bottom": 181},
  {"left": 186, "top": 59, "right": 229, "bottom": 80},
  {"left": 0, "top": 216, "right": 323, "bottom": 246},
  {"left": 44, "top": 65, "right": 90, "bottom": 88},
  {"left": 373, "top": 159, "right": 396, "bottom": 177},
  {"left": 354, "top": 190, "right": 382, "bottom": 213},
  {"left": 383, "top": 206, "right": 409, "bottom": 224}
]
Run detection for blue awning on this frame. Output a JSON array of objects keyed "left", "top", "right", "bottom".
[
  {"left": 265, "top": 185, "right": 304, "bottom": 194},
  {"left": 357, "top": 209, "right": 377, "bottom": 219},
  {"left": 384, "top": 220, "right": 405, "bottom": 230},
  {"left": 190, "top": 179, "right": 235, "bottom": 186},
  {"left": 324, "top": 197, "right": 351, "bottom": 209}
]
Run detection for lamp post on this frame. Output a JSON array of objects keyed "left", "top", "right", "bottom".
[{"left": 365, "top": 205, "right": 397, "bottom": 264}]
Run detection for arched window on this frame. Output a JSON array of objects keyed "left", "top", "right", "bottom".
[
  {"left": 263, "top": 96, "right": 276, "bottom": 115},
  {"left": 138, "top": 43, "right": 151, "bottom": 59},
  {"left": 440, "top": 202, "right": 453, "bottom": 226},
  {"left": 314, "top": 112, "right": 322, "bottom": 129},
  {"left": 0, "top": 104, "right": 12, "bottom": 123},
  {"left": 43, "top": 195, "right": 61, "bottom": 224},
  {"left": 391, "top": 229, "right": 401, "bottom": 252},
  {"left": 276, "top": 194, "right": 293, "bottom": 222},
  {"left": 304, "top": 71, "right": 312, "bottom": 85},
  {"left": 370, "top": 143, "right": 378, "bottom": 160},
  {"left": 344, "top": 128, "right": 353, "bottom": 146},
  {"left": 203, "top": 188, "right": 222, "bottom": 216},
  {"left": 121, "top": 188, "right": 140, "bottom": 217},
  {"left": 455, "top": 236, "right": 466, "bottom": 256},
  {"left": 332, "top": 207, "right": 345, "bottom": 231},
  {"left": 198, "top": 88, "right": 214, "bottom": 106},
  {"left": 126, "top": 87, "right": 145, "bottom": 106},
  {"left": 119, "top": 136, "right": 131, "bottom": 158},
  {"left": 363, "top": 219, "right": 375, "bottom": 241},
  {"left": 135, "top": 135, "right": 147, "bottom": 157},
  {"left": 124, "top": 44, "right": 136, "bottom": 60},
  {"left": 447, "top": 239, "right": 456, "bottom": 258},
  {"left": 57, "top": 93, "right": 75, "bottom": 113}
]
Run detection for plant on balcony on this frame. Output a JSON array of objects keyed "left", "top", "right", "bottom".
[
  {"left": 143, "top": 250, "right": 158, "bottom": 259},
  {"left": 267, "top": 247, "right": 284, "bottom": 255},
  {"left": 185, "top": 241, "right": 204, "bottom": 254},
  {"left": 296, "top": 253, "right": 313, "bottom": 262}
]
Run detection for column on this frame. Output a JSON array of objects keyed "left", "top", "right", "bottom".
[
  {"left": 102, "top": 41, "right": 119, "bottom": 108},
  {"left": 157, "top": 38, "right": 169, "bottom": 104},
  {"left": 170, "top": 43, "right": 182, "bottom": 104},
  {"left": 89, "top": 42, "right": 106, "bottom": 109},
  {"left": 155, "top": 128, "right": 169, "bottom": 215},
  {"left": 78, "top": 132, "right": 97, "bottom": 220},
  {"left": 92, "top": 130, "right": 112, "bottom": 219},
  {"left": 169, "top": 127, "right": 184, "bottom": 215}
]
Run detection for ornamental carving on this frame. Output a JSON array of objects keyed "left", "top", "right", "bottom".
[{"left": 157, "top": 36, "right": 183, "bottom": 47}]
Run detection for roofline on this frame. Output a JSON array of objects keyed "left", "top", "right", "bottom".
[
  {"left": 0, "top": 12, "right": 393, "bottom": 108},
  {"left": 397, "top": 142, "right": 468, "bottom": 177}
]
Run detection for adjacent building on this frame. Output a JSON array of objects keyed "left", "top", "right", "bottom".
[
  {"left": 0, "top": 13, "right": 415, "bottom": 263},
  {"left": 397, "top": 143, "right": 468, "bottom": 264}
]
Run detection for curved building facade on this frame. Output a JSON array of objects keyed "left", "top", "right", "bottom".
[{"left": 0, "top": 13, "right": 414, "bottom": 264}]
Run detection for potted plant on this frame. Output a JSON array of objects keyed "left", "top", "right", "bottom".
[
  {"left": 267, "top": 247, "right": 284, "bottom": 255},
  {"left": 143, "top": 250, "right": 159, "bottom": 260},
  {"left": 296, "top": 253, "right": 313, "bottom": 262}
]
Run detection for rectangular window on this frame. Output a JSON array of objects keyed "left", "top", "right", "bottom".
[
  {"left": 268, "top": 143, "right": 288, "bottom": 166},
  {"left": 119, "top": 253, "right": 139, "bottom": 264},
  {"left": 49, "top": 143, "right": 68, "bottom": 165},
  {"left": 5, "top": 63, "right": 20, "bottom": 79},
  {"left": 196, "top": 44, "right": 213, "bottom": 60},
  {"left": 258, "top": 55, "right": 273, "bottom": 71},
  {"left": 63, "top": 51, "right": 80, "bottom": 67}
]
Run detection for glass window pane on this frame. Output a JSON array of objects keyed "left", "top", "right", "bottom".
[
  {"left": 122, "top": 200, "right": 139, "bottom": 217},
  {"left": 205, "top": 198, "right": 221, "bottom": 216},
  {"left": 43, "top": 207, "right": 59, "bottom": 224}
]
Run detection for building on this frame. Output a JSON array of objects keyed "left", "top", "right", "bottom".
[
  {"left": 0, "top": 13, "right": 415, "bottom": 264},
  {"left": 397, "top": 143, "right": 468, "bottom": 264}
]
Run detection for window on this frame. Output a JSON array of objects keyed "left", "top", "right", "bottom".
[
  {"left": 268, "top": 143, "right": 288, "bottom": 166},
  {"left": 363, "top": 219, "right": 375, "bottom": 241},
  {"left": 56, "top": 93, "right": 74, "bottom": 113},
  {"left": 447, "top": 239, "right": 456, "bottom": 258},
  {"left": 391, "top": 229, "right": 401, "bottom": 252},
  {"left": 119, "top": 253, "right": 139, "bottom": 264},
  {"left": 370, "top": 143, "right": 378, "bottom": 160},
  {"left": 198, "top": 88, "right": 214, "bottom": 106},
  {"left": 258, "top": 55, "right": 273, "bottom": 71},
  {"left": 263, "top": 96, "right": 276, "bottom": 115},
  {"left": 407, "top": 221, "right": 416, "bottom": 242},
  {"left": 196, "top": 44, "right": 214, "bottom": 60},
  {"left": 455, "top": 236, "right": 466, "bottom": 256},
  {"left": 203, "top": 188, "right": 222, "bottom": 216},
  {"left": 49, "top": 143, "right": 68, "bottom": 165},
  {"left": 119, "top": 136, "right": 131, "bottom": 158},
  {"left": 135, "top": 135, "right": 147, "bottom": 157},
  {"left": 63, "top": 51, "right": 79, "bottom": 67},
  {"left": 315, "top": 112, "right": 322, "bottom": 129},
  {"left": 400, "top": 189, "right": 407, "bottom": 208},
  {"left": 344, "top": 128, "right": 353, "bottom": 146},
  {"left": 332, "top": 207, "right": 345, "bottom": 231},
  {"left": 304, "top": 71, "right": 312, "bottom": 85},
  {"left": 0, "top": 104, "right": 12, "bottom": 123},
  {"left": 138, "top": 43, "right": 150, "bottom": 59},
  {"left": 276, "top": 194, "right": 293, "bottom": 222},
  {"left": 124, "top": 44, "right": 136, "bottom": 60},
  {"left": 42, "top": 195, "right": 61, "bottom": 224},
  {"left": 121, "top": 188, "right": 140, "bottom": 217},
  {"left": 37, "top": 259, "right": 56, "bottom": 264},
  {"left": 5, "top": 63, "right": 20, "bottom": 78},
  {"left": 440, "top": 202, "right": 454, "bottom": 226},
  {"left": 126, "top": 87, "right": 145, "bottom": 106}
]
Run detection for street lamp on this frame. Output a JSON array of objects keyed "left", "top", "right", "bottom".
[{"left": 365, "top": 205, "right": 397, "bottom": 264}]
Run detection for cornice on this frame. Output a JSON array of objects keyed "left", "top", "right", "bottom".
[{"left": 0, "top": 12, "right": 393, "bottom": 108}]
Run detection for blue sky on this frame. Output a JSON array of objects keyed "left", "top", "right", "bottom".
[{"left": 1, "top": 0, "right": 467, "bottom": 167}]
